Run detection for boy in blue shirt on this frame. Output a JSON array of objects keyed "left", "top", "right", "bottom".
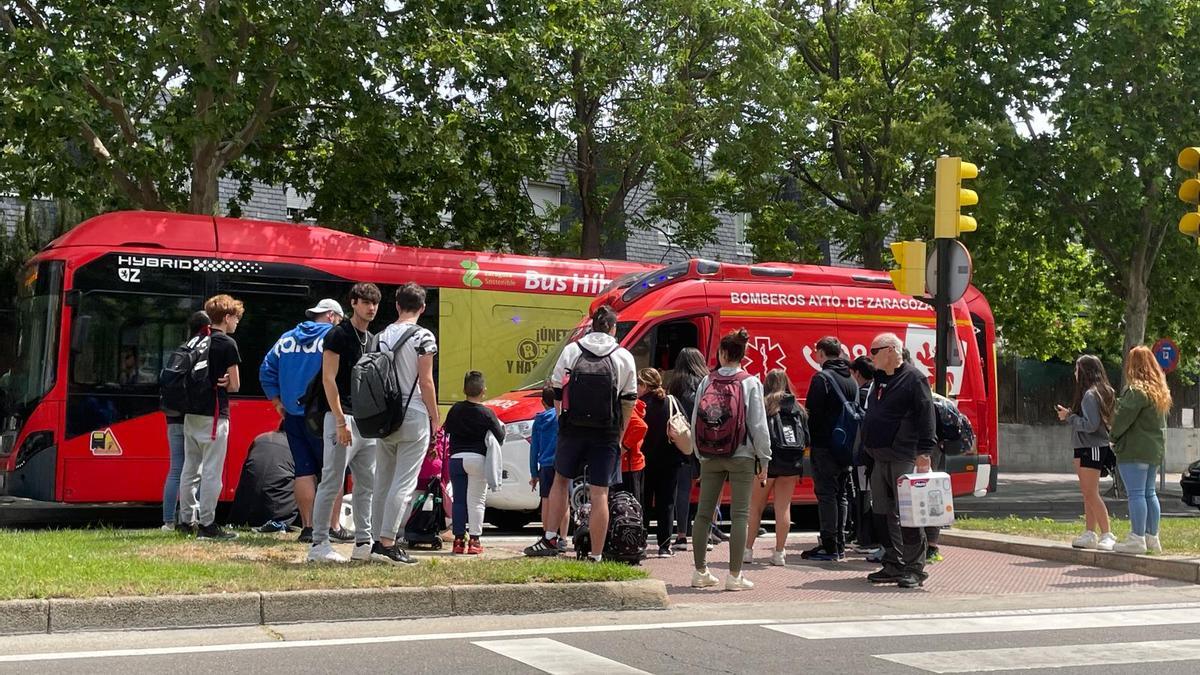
[{"left": 529, "top": 386, "right": 567, "bottom": 551}]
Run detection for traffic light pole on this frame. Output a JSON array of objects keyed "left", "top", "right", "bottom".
[{"left": 934, "top": 237, "right": 951, "bottom": 397}]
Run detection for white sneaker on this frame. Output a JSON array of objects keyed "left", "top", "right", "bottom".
[
  {"left": 160, "top": 523, "right": 175, "bottom": 532},
  {"left": 1114, "top": 533, "right": 1147, "bottom": 555},
  {"left": 351, "top": 542, "right": 373, "bottom": 562},
  {"left": 1097, "top": 532, "right": 1118, "bottom": 552},
  {"left": 1072, "top": 531, "right": 1099, "bottom": 549},
  {"left": 771, "top": 550, "right": 787, "bottom": 566},
  {"left": 725, "top": 573, "right": 755, "bottom": 591},
  {"left": 742, "top": 548, "right": 754, "bottom": 564},
  {"left": 307, "top": 543, "right": 347, "bottom": 563},
  {"left": 691, "top": 568, "right": 720, "bottom": 589},
  {"left": 1146, "top": 533, "right": 1163, "bottom": 554}
]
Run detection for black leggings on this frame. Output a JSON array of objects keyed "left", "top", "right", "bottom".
[{"left": 644, "top": 461, "right": 680, "bottom": 549}]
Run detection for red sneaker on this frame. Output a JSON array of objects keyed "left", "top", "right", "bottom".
[
  {"left": 467, "top": 537, "right": 483, "bottom": 555},
  {"left": 453, "top": 537, "right": 466, "bottom": 555}
]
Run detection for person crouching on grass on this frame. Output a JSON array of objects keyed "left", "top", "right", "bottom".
[{"left": 444, "top": 371, "right": 505, "bottom": 554}]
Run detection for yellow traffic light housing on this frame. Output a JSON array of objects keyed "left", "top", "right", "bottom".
[
  {"left": 934, "top": 156, "right": 979, "bottom": 239},
  {"left": 889, "top": 240, "right": 927, "bottom": 297},
  {"left": 1179, "top": 147, "right": 1200, "bottom": 242}
]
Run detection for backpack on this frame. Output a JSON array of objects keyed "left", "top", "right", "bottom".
[
  {"left": 159, "top": 327, "right": 215, "bottom": 417},
  {"left": 351, "top": 325, "right": 419, "bottom": 439},
  {"left": 770, "top": 397, "right": 809, "bottom": 455},
  {"left": 694, "top": 370, "right": 751, "bottom": 457},
  {"left": 573, "top": 490, "right": 646, "bottom": 565},
  {"left": 933, "top": 396, "right": 975, "bottom": 456},
  {"left": 561, "top": 345, "right": 620, "bottom": 430},
  {"left": 404, "top": 476, "right": 447, "bottom": 550},
  {"left": 298, "top": 371, "right": 328, "bottom": 437},
  {"left": 819, "top": 370, "right": 863, "bottom": 466}
]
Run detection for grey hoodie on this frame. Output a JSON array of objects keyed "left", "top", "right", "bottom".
[{"left": 1068, "top": 388, "right": 1110, "bottom": 449}]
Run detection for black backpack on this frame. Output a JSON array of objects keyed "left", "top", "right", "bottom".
[
  {"left": 404, "top": 476, "right": 447, "bottom": 550},
  {"left": 159, "top": 329, "right": 215, "bottom": 416},
  {"left": 561, "top": 345, "right": 620, "bottom": 430},
  {"left": 769, "top": 396, "right": 809, "bottom": 472},
  {"left": 351, "top": 325, "right": 418, "bottom": 439},
  {"left": 819, "top": 370, "right": 863, "bottom": 466},
  {"left": 298, "top": 372, "right": 328, "bottom": 437},
  {"left": 933, "top": 395, "right": 975, "bottom": 456},
  {"left": 573, "top": 490, "right": 647, "bottom": 565}
]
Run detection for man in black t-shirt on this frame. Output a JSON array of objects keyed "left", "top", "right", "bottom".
[
  {"left": 309, "top": 282, "right": 382, "bottom": 563},
  {"left": 180, "top": 295, "right": 243, "bottom": 541}
]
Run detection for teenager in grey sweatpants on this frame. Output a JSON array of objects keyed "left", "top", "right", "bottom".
[
  {"left": 312, "top": 414, "right": 376, "bottom": 549},
  {"left": 179, "top": 416, "right": 229, "bottom": 527},
  {"left": 372, "top": 422, "right": 430, "bottom": 544}
]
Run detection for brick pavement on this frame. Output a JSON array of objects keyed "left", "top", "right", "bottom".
[{"left": 639, "top": 535, "right": 1189, "bottom": 604}]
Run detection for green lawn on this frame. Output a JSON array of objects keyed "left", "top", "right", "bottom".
[
  {"left": 955, "top": 516, "right": 1200, "bottom": 556},
  {"left": 0, "top": 528, "right": 646, "bottom": 600}
]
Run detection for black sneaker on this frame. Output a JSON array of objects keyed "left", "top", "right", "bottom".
[
  {"left": 524, "top": 536, "right": 562, "bottom": 557},
  {"left": 800, "top": 544, "right": 838, "bottom": 561},
  {"left": 328, "top": 526, "right": 354, "bottom": 543},
  {"left": 371, "top": 541, "right": 418, "bottom": 566},
  {"left": 867, "top": 569, "right": 905, "bottom": 584},
  {"left": 657, "top": 546, "right": 675, "bottom": 558},
  {"left": 711, "top": 527, "right": 730, "bottom": 542},
  {"left": 196, "top": 524, "right": 238, "bottom": 541},
  {"left": 177, "top": 523, "right": 196, "bottom": 537},
  {"left": 297, "top": 527, "right": 313, "bottom": 543},
  {"left": 898, "top": 574, "right": 926, "bottom": 589},
  {"left": 255, "top": 520, "right": 289, "bottom": 534}
]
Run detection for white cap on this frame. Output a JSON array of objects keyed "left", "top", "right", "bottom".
[{"left": 305, "top": 298, "right": 344, "bottom": 319}]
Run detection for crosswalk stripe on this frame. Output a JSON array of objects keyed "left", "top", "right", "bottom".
[
  {"left": 767, "top": 607, "right": 1200, "bottom": 640},
  {"left": 876, "top": 638, "right": 1200, "bottom": 673},
  {"left": 472, "top": 637, "right": 650, "bottom": 674}
]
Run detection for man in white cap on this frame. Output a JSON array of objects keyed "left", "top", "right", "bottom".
[{"left": 259, "top": 298, "right": 353, "bottom": 542}]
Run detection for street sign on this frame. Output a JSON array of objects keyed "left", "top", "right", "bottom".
[
  {"left": 926, "top": 239, "right": 973, "bottom": 303},
  {"left": 1153, "top": 337, "right": 1180, "bottom": 374}
]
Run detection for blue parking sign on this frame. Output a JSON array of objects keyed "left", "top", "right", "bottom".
[{"left": 1152, "top": 338, "right": 1179, "bottom": 374}]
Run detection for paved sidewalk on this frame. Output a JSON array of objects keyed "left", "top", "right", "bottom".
[{"left": 956, "top": 472, "right": 1196, "bottom": 519}]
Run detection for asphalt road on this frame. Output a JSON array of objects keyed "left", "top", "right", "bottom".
[{"left": 5, "top": 590, "right": 1200, "bottom": 674}]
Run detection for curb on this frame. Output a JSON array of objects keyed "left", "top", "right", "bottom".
[
  {"left": 942, "top": 530, "right": 1200, "bottom": 584},
  {"left": 0, "top": 579, "right": 669, "bottom": 636}
]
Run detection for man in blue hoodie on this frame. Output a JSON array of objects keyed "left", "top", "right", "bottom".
[{"left": 260, "top": 298, "right": 349, "bottom": 543}]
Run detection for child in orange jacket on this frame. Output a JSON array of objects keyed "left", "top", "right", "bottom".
[{"left": 618, "top": 398, "right": 649, "bottom": 505}]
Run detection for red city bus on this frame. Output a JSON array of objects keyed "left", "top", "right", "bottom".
[
  {"left": 486, "top": 258, "right": 998, "bottom": 516},
  {"left": 0, "top": 211, "right": 653, "bottom": 521}
]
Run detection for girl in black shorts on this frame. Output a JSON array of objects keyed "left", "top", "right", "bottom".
[
  {"left": 745, "top": 369, "right": 808, "bottom": 566},
  {"left": 1056, "top": 355, "right": 1117, "bottom": 551}
]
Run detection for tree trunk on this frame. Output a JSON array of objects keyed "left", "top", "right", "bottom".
[
  {"left": 189, "top": 145, "right": 221, "bottom": 215},
  {"left": 578, "top": 142, "right": 602, "bottom": 259},
  {"left": 1120, "top": 264, "right": 1150, "bottom": 379},
  {"left": 859, "top": 224, "right": 884, "bottom": 270}
]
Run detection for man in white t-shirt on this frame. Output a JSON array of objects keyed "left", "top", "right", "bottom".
[
  {"left": 370, "top": 282, "right": 440, "bottom": 565},
  {"left": 524, "top": 305, "right": 637, "bottom": 560}
]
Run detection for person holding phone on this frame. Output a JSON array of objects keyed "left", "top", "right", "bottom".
[{"left": 1056, "top": 355, "right": 1117, "bottom": 552}]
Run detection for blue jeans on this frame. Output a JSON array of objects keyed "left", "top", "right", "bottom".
[
  {"left": 1118, "top": 462, "right": 1161, "bottom": 536},
  {"left": 449, "top": 455, "right": 487, "bottom": 537},
  {"left": 162, "top": 422, "right": 185, "bottom": 524}
]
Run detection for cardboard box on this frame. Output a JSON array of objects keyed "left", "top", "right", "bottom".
[{"left": 897, "top": 471, "right": 955, "bottom": 528}]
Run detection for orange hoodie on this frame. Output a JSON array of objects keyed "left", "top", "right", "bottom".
[{"left": 621, "top": 398, "right": 648, "bottom": 472}]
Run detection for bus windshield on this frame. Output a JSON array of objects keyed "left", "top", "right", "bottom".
[
  {"left": 1, "top": 262, "right": 62, "bottom": 415},
  {"left": 517, "top": 320, "right": 637, "bottom": 390}
]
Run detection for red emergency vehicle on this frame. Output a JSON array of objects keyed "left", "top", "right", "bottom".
[
  {"left": 486, "top": 258, "right": 997, "bottom": 523},
  {"left": 0, "top": 211, "right": 652, "bottom": 520}
]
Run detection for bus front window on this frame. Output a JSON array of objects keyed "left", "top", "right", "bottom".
[
  {"left": 517, "top": 320, "right": 637, "bottom": 390},
  {"left": 1, "top": 262, "right": 63, "bottom": 416}
]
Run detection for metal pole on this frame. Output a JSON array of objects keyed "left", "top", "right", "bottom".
[{"left": 935, "top": 238, "right": 950, "bottom": 397}]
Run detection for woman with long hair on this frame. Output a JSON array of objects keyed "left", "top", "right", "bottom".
[
  {"left": 1110, "top": 346, "right": 1171, "bottom": 554},
  {"left": 1056, "top": 354, "right": 1117, "bottom": 551},
  {"left": 666, "top": 347, "right": 710, "bottom": 552},
  {"left": 690, "top": 329, "right": 771, "bottom": 591},
  {"left": 639, "top": 367, "right": 686, "bottom": 557},
  {"left": 745, "top": 369, "right": 806, "bottom": 566}
]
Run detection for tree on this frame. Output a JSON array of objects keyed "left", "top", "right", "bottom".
[
  {"left": 540, "top": 0, "right": 774, "bottom": 258},
  {"left": 0, "top": 1, "right": 402, "bottom": 214}
]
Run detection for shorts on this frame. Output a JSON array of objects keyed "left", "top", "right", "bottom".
[
  {"left": 538, "top": 466, "right": 557, "bottom": 499},
  {"left": 1074, "top": 446, "right": 1115, "bottom": 472},
  {"left": 283, "top": 414, "right": 324, "bottom": 478},
  {"left": 555, "top": 432, "right": 621, "bottom": 488}
]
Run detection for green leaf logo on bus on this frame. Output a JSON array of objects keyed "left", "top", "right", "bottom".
[{"left": 460, "top": 260, "right": 483, "bottom": 288}]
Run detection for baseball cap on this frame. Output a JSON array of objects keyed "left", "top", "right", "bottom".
[{"left": 305, "top": 298, "right": 344, "bottom": 319}]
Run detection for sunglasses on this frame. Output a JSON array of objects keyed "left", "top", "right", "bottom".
[{"left": 869, "top": 345, "right": 892, "bottom": 355}]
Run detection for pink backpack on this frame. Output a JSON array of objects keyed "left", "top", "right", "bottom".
[
  {"left": 420, "top": 427, "right": 449, "bottom": 483},
  {"left": 695, "top": 370, "right": 751, "bottom": 456}
]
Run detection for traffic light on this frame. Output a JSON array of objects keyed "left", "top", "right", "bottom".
[
  {"left": 1178, "top": 147, "right": 1200, "bottom": 240},
  {"left": 934, "top": 156, "right": 979, "bottom": 238},
  {"left": 889, "top": 240, "right": 927, "bottom": 297}
]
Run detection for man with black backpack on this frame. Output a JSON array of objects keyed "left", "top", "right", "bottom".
[
  {"left": 309, "top": 283, "right": 381, "bottom": 564},
  {"left": 368, "top": 282, "right": 440, "bottom": 566},
  {"left": 802, "top": 336, "right": 860, "bottom": 562},
  {"left": 863, "top": 333, "right": 937, "bottom": 589},
  {"left": 177, "top": 295, "right": 243, "bottom": 541},
  {"left": 524, "top": 305, "right": 638, "bottom": 560}
]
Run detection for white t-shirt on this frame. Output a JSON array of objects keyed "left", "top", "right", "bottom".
[{"left": 377, "top": 321, "right": 438, "bottom": 424}]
